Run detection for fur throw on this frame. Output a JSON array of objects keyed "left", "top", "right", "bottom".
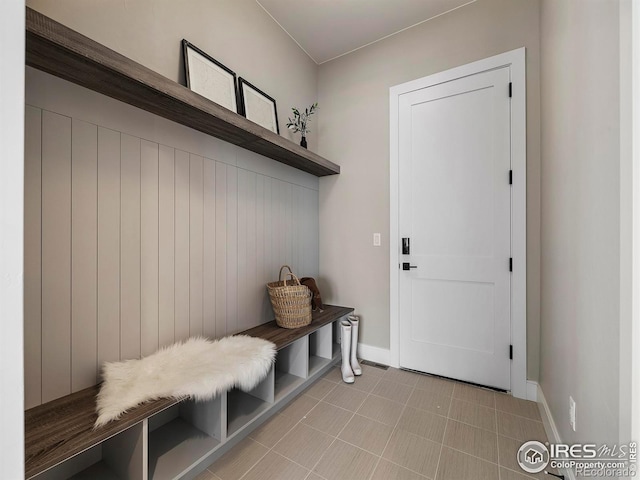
[{"left": 95, "top": 335, "right": 276, "bottom": 427}]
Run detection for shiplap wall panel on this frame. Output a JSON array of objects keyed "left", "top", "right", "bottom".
[
  {"left": 203, "top": 160, "right": 216, "bottom": 338},
  {"left": 71, "top": 119, "right": 98, "bottom": 391},
  {"left": 24, "top": 106, "right": 42, "bottom": 409},
  {"left": 272, "top": 180, "right": 282, "bottom": 279},
  {"left": 41, "top": 111, "right": 72, "bottom": 403},
  {"left": 292, "top": 186, "right": 300, "bottom": 276},
  {"left": 285, "top": 183, "right": 293, "bottom": 274},
  {"left": 215, "top": 161, "right": 228, "bottom": 338},
  {"left": 226, "top": 166, "right": 238, "bottom": 335},
  {"left": 174, "top": 150, "right": 190, "bottom": 341},
  {"left": 158, "top": 145, "right": 176, "bottom": 348},
  {"left": 189, "top": 155, "right": 204, "bottom": 337},
  {"left": 120, "top": 135, "right": 141, "bottom": 360},
  {"left": 24, "top": 77, "right": 319, "bottom": 406},
  {"left": 256, "top": 175, "right": 266, "bottom": 323},
  {"left": 246, "top": 172, "right": 258, "bottom": 331},
  {"left": 310, "top": 191, "right": 320, "bottom": 276},
  {"left": 97, "top": 127, "right": 121, "bottom": 370},
  {"left": 262, "top": 177, "right": 273, "bottom": 320},
  {"left": 237, "top": 170, "right": 248, "bottom": 332},
  {"left": 140, "top": 140, "right": 159, "bottom": 357}
]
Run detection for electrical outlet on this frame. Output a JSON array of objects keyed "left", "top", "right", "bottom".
[
  {"left": 569, "top": 396, "right": 576, "bottom": 431},
  {"left": 373, "top": 233, "right": 381, "bottom": 246}
]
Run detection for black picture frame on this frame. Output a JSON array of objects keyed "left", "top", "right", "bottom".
[
  {"left": 182, "top": 39, "right": 239, "bottom": 113},
  {"left": 238, "top": 77, "right": 280, "bottom": 134}
]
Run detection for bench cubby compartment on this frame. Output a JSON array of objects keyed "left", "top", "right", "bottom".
[
  {"left": 226, "top": 367, "right": 275, "bottom": 438},
  {"left": 332, "top": 320, "right": 344, "bottom": 361},
  {"left": 33, "top": 422, "right": 146, "bottom": 480},
  {"left": 309, "top": 324, "right": 333, "bottom": 376},
  {"left": 148, "top": 397, "right": 223, "bottom": 480},
  {"left": 275, "top": 337, "right": 308, "bottom": 401}
]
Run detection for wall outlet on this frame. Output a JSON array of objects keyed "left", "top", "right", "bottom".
[
  {"left": 373, "top": 233, "right": 381, "bottom": 246},
  {"left": 569, "top": 396, "right": 576, "bottom": 431}
]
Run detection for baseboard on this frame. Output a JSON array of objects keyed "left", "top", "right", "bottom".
[
  {"left": 537, "top": 383, "right": 577, "bottom": 480},
  {"left": 357, "top": 343, "right": 392, "bottom": 366},
  {"left": 526, "top": 380, "right": 538, "bottom": 401}
]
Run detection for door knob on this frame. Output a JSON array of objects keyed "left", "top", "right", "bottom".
[{"left": 402, "top": 263, "right": 417, "bottom": 271}]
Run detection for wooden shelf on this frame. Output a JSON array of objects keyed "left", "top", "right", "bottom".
[
  {"left": 242, "top": 305, "right": 354, "bottom": 350},
  {"left": 25, "top": 7, "right": 340, "bottom": 177}
]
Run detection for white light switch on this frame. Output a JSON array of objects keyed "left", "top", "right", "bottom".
[{"left": 373, "top": 233, "right": 381, "bottom": 246}]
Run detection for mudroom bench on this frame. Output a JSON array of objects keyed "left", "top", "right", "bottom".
[{"left": 25, "top": 305, "right": 353, "bottom": 480}]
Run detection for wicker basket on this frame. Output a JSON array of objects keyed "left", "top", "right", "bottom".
[{"left": 267, "top": 265, "right": 312, "bottom": 329}]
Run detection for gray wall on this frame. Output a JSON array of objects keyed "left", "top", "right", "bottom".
[
  {"left": 26, "top": 0, "right": 319, "bottom": 151},
  {"left": 24, "top": 68, "right": 319, "bottom": 408},
  {"left": 540, "top": 0, "right": 622, "bottom": 446},
  {"left": 316, "top": 0, "right": 542, "bottom": 380}
]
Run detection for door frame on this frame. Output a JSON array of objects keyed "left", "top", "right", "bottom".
[{"left": 389, "top": 48, "right": 527, "bottom": 399}]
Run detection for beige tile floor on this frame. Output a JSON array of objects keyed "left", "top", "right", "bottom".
[{"left": 196, "top": 365, "right": 551, "bottom": 480}]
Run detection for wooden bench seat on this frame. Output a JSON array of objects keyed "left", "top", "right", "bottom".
[{"left": 25, "top": 305, "right": 353, "bottom": 479}]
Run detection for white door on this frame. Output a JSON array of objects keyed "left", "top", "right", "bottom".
[{"left": 398, "top": 66, "right": 512, "bottom": 390}]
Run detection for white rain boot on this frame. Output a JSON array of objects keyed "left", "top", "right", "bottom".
[
  {"left": 340, "top": 320, "right": 355, "bottom": 383},
  {"left": 348, "top": 315, "right": 362, "bottom": 376}
]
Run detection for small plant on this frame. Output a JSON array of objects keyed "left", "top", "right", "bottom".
[{"left": 287, "top": 103, "right": 318, "bottom": 148}]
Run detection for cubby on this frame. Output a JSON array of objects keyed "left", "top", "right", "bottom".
[
  {"left": 226, "top": 368, "right": 275, "bottom": 439},
  {"left": 332, "top": 320, "right": 343, "bottom": 361},
  {"left": 32, "top": 422, "right": 146, "bottom": 480},
  {"left": 148, "top": 398, "right": 223, "bottom": 480},
  {"left": 309, "top": 324, "right": 333, "bottom": 376},
  {"left": 25, "top": 305, "right": 354, "bottom": 480},
  {"left": 275, "top": 337, "right": 309, "bottom": 401}
]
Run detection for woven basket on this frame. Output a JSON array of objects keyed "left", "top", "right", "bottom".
[{"left": 267, "top": 265, "right": 312, "bottom": 329}]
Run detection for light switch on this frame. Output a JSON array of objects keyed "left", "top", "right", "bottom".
[{"left": 373, "top": 233, "right": 381, "bottom": 246}]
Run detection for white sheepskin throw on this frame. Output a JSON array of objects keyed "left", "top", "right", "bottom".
[{"left": 95, "top": 335, "right": 276, "bottom": 428}]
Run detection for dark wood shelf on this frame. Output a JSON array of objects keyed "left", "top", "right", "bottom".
[
  {"left": 242, "top": 305, "right": 354, "bottom": 350},
  {"left": 25, "top": 7, "right": 340, "bottom": 177}
]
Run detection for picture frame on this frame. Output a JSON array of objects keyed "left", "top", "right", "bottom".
[
  {"left": 182, "top": 39, "right": 239, "bottom": 113},
  {"left": 238, "top": 77, "right": 280, "bottom": 134}
]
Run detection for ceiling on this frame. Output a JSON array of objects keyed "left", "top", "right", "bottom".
[{"left": 256, "top": 0, "right": 476, "bottom": 64}]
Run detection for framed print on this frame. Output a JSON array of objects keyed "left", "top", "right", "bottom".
[
  {"left": 182, "top": 39, "right": 238, "bottom": 113},
  {"left": 238, "top": 77, "right": 279, "bottom": 134}
]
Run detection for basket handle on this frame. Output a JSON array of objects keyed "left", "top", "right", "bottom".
[{"left": 278, "top": 265, "right": 302, "bottom": 286}]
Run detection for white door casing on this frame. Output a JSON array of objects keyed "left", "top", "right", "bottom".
[{"left": 390, "top": 48, "right": 527, "bottom": 398}]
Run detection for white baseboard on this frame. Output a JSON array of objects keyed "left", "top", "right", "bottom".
[
  {"left": 526, "top": 380, "right": 538, "bottom": 401},
  {"left": 537, "top": 383, "right": 577, "bottom": 480},
  {"left": 357, "top": 343, "right": 392, "bottom": 366}
]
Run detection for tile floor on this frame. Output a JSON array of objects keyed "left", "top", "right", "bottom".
[{"left": 196, "top": 365, "right": 552, "bottom": 480}]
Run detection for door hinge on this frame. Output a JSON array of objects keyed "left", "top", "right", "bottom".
[
  {"left": 509, "top": 257, "right": 513, "bottom": 272},
  {"left": 509, "top": 345, "right": 513, "bottom": 360},
  {"left": 509, "top": 82, "right": 513, "bottom": 98},
  {"left": 509, "top": 170, "right": 513, "bottom": 185}
]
